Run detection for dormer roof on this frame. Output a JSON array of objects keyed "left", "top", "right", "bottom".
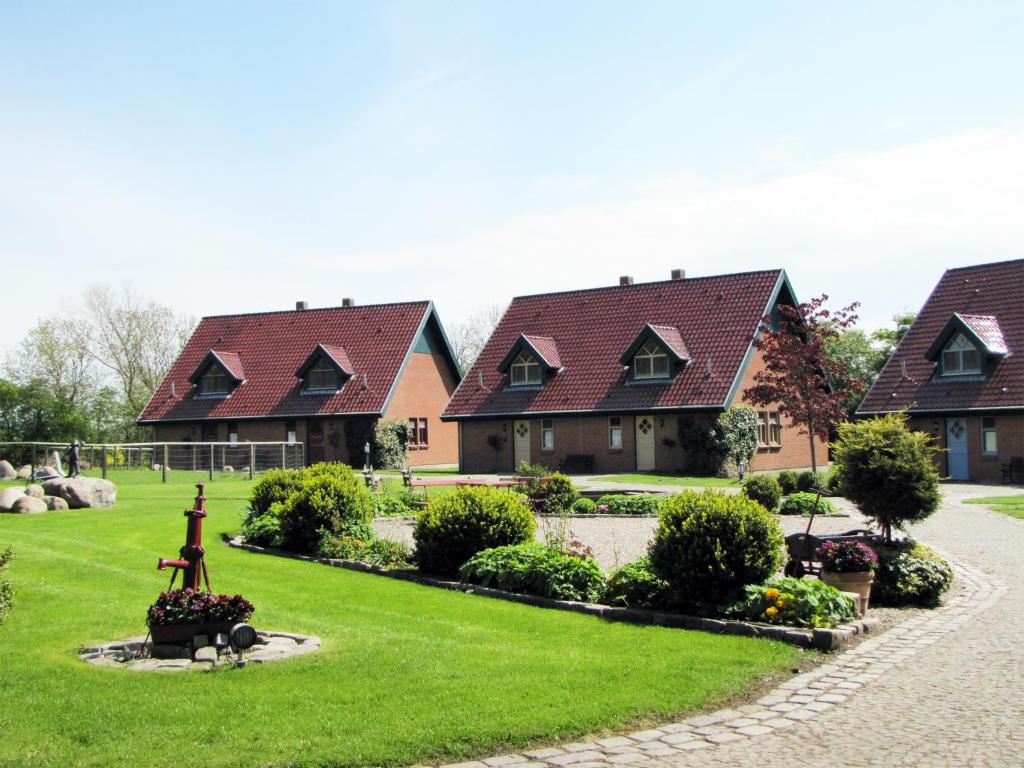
[
  {"left": 619, "top": 324, "right": 691, "bottom": 367},
  {"left": 924, "top": 313, "right": 1010, "bottom": 361},
  {"left": 188, "top": 350, "right": 246, "bottom": 386},
  {"left": 294, "top": 343, "right": 356, "bottom": 379},
  {"left": 497, "top": 334, "right": 562, "bottom": 373}
]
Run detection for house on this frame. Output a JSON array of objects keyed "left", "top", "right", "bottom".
[
  {"left": 138, "top": 299, "right": 462, "bottom": 467},
  {"left": 442, "top": 269, "right": 826, "bottom": 474},
  {"left": 857, "top": 259, "right": 1024, "bottom": 483}
]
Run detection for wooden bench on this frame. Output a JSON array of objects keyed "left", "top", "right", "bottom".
[
  {"left": 558, "top": 454, "right": 595, "bottom": 474},
  {"left": 1002, "top": 456, "right": 1023, "bottom": 484}
]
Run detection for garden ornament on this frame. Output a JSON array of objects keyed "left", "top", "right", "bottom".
[
  {"left": 156, "top": 483, "right": 212, "bottom": 593},
  {"left": 65, "top": 440, "right": 81, "bottom": 478}
]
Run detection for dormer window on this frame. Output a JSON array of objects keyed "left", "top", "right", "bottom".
[
  {"left": 189, "top": 350, "right": 245, "bottom": 399},
  {"left": 941, "top": 334, "right": 981, "bottom": 376},
  {"left": 295, "top": 343, "right": 353, "bottom": 394},
  {"left": 198, "top": 365, "right": 230, "bottom": 395},
  {"left": 510, "top": 351, "right": 542, "bottom": 386},
  {"left": 633, "top": 341, "right": 670, "bottom": 379},
  {"left": 303, "top": 357, "right": 340, "bottom": 391}
]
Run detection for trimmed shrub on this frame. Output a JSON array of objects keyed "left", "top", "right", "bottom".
[
  {"left": 779, "top": 492, "right": 837, "bottom": 516},
  {"left": 832, "top": 413, "right": 940, "bottom": 541},
  {"left": 372, "top": 494, "right": 414, "bottom": 517},
  {"left": 373, "top": 419, "right": 411, "bottom": 469},
  {"left": 248, "top": 468, "right": 306, "bottom": 517},
  {"left": 414, "top": 486, "right": 536, "bottom": 576},
  {"left": 742, "top": 475, "right": 782, "bottom": 511},
  {"left": 318, "top": 533, "right": 412, "bottom": 568},
  {"left": 777, "top": 470, "right": 800, "bottom": 495},
  {"left": 572, "top": 497, "right": 597, "bottom": 515},
  {"left": 605, "top": 557, "right": 672, "bottom": 610},
  {"left": 795, "top": 470, "right": 825, "bottom": 493},
  {"left": 279, "top": 467, "right": 374, "bottom": 553},
  {"left": 872, "top": 541, "right": 953, "bottom": 608},
  {"left": 539, "top": 473, "right": 579, "bottom": 515},
  {"left": 241, "top": 500, "right": 286, "bottom": 548},
  {"left": 595, "top": 494, "right": 661, "bottom": 516},
  {"left": 0, "top": 547, "right": 13, "bottom": 626},
  {"left": 725, "top": 577, "right": 857, "bottom": 628},
  {"left": 459, "top": 543, "right": 605, "bottom": 602},
  {"left": 649, "top": 490, "right": 784, "bottom": 610},
  {"left": 824, "top": 468, "right": 845, "bottom": 497}
]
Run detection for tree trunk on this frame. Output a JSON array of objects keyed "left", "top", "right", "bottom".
[{"left": 807, "top": 415, "right": 817, "bottom": 474}]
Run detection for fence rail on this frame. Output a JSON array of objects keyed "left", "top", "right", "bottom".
[{"left": 0, "top": 441, "right": 305, "bottom": 482}]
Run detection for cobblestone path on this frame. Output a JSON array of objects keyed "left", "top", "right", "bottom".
[{"left": 438, "top": 484, "right": 1024, "bottom": 768}]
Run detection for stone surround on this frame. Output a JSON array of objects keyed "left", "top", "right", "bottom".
[{"left": 79, "top": 629, "right": 320, "bottom": 671}]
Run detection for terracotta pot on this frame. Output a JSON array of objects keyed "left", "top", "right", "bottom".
[
  {"left": 820, "top": 569, "right": 874, "bottom": 615},
  {"left": 149, "top": 621, "right": 236, "bottom": 645}
]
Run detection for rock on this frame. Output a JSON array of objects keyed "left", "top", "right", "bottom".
[
  {"left": 16, "top": 465, "right": 31, "bottom": 479},
  {"left": 151, "top": 463, "right": 161, "bottom": 471},
  {"left": 223, "top": 465, "right": 234, "bottom": 473},
  {"left": 151, "top": 643, "right": 185, "bottom": 660},
  {"left": 193, "top": 634, "right": 209, "bottom": 648},
  {"left": 25, "top": 484, "right": 44, "bottom": 498},
  {"left": 193, "top": 646, "right": 218, "bottom": 663},
  {"left": 0, "top": 487, "right": 26, "bottom": 511},
  {"left": 12, "top": 496, "right": 47, "bottom": 514},
  {"left": 45, "top": 496, "right": 69, "bottom": 511},
  {"left": 33, "top": 466, "right": 59, "bottom": 481},
  {"left": 42, "top": 477, "right": 117, "bottom": 509},
  {"left": 0, "top": 460, "right": 15, "bottom": 479}
]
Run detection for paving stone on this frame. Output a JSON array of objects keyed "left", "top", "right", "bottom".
[
  {"left": 522, "top": 748, "right": 565, "bottom": 760},
  {"left": 705, "top": 732, "right": 746, "bottom": 745},
  {"left": 723, "top": 717, "right": 759, "bottom": 728},
  {"left": 596, "top": 738, "right": 635, "bottom": 749},
  {"left": 735, "top": 725, "right": 775, "bottom": 737},
  {"left": 660, "top": 732, "right": 698, "bottom": 746},
  {"left": 658, "top": 723, "right": 693, "bottom": 734},
  {"left": 691, "top": 725, "right": 728, "bottom": 736},
  {"left": 441, "top": 762, "right": 488, "bottom": 768},
  {"left": 606, "top": 753, "right": 649, "bottom": 764},
  {"left": 562, "top": 743, "right": 596, "bottom": 753},
  {"left": 626, "top": 730, "right": 665, "bottom": 742},
  {"left": 548, "top": 753, "right": 607, "bottom": 767},
  {"left": 761, "top": 717, "right": 798, "bottom": 730},
  {"left": 484, "top": 755, "right": 525, "bottom": 766}
]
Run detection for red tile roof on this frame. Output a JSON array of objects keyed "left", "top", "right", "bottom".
[
  {"left": 139, "top": 301, "right": 434, "bottom": 423},
  {"left": 444, "top": 270, "right": 788, "bottom": 418},
  {"left": 212, "top": 351, "right": 246, "bottom": 382},
  {"left": 648, "top": 325, "right": 691, "bottom": 361},
  {"left": 522, "top": 335, "right": 562, "bottom": 370},
  {"left": 858, "top": 259, "right": 1024, "bottom": 415}
]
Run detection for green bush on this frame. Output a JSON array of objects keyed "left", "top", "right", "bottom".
[
  {"left": 595, "top": 494, "right": 661, "bottom": 516},
  {"left": 604, "top": 557, "right": 672, "bottom": 610},
  {"left": 373, "top": 419, "right": 411, "bottom": 469},
  {"left": 241, "top": 500, "right": 286, "bottom": 548},
  {"left": 0, "top": 546, "right": 13, "bottom": 626},
  {"left": 539, "top": 473, "right": 578, "bottom": 515},
  {"left": 248, "top": 468, "right": 306, "bottom": 517},
  {"left": 279, "top": 467, "right": 374, "bottom": 554},
  {"left": 317, "top": 532, "right": 412, "bottom": 568},
  {"left": 459, "top": 543, "right": 605, "bottom": 602},
  {"left": 742, "top": 475, "right": 782, "bottom": 511},
  {"left": 872, "top": 542, "right": 953, "bottom": 608},
  {"left": 779, "top": 492, "right": 837, "bottom": 516},
  {"left": 777, "top": 470, "right": 800, "bottom": 495},
  {"left": 414, "top": 486, "right": 536, "bottom": 576},
  {"left": 824, "top": 468, "right": 845, "bottom": 497},
  {"left": 795, "top": 470, "right": 826, "bottom": 493},
  {"left": 572, "top": 497, "right": 597, "bottom": 514},
  {"left": 372, "top": 494, "right": 414, "bottom": 517},
  {"left": 724, "top": 577, "right": 857, "bottom": 628},
  {"left": 833, "top": 413, "right": 940, "bottom": 541},
  {"left": 649, "top": 490, "right": 784, "bottom": 610}
]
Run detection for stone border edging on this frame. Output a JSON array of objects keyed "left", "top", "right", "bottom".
[{"left": 226, "top": 536, "right": 877, "bottom": 651}]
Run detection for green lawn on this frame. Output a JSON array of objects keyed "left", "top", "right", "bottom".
[
  {"left": 0, "top": 473, "right": 797, "bottom": 768},
  {"left": 964, "top": 494, "right": 1024, "bottom": 520},
  {"left": 593, "top": 473, "right": 741, "bottom": 488}
]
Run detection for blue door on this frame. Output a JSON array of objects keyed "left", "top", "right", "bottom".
[{"left": 946, "top": 417, "right": 969, "bottom": 480}]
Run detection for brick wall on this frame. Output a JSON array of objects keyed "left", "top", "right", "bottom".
[
  {"left": 383, "top": 351, "right": 459, "bottom": 466},
  {"left": 909, "top": 412, "right": 1024, "bottom": 483}
]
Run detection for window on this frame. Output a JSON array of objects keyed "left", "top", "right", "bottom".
[
  {"left": 982, "top": 417, "right": 998, "bottom": 455},
  {"left": 510, "top": 350, "right": 542, "bottom": 385},
  {"left": 286, "top": 421, "right": 297, "bottom": 444},
  {"left": 769, "top": 413, "right": 782, "bottom": 446},
  {"left": 304, "top": 357, "right": 340, "bottom": 391},
  {"left": 756, "top": 411, "right": 768, "bottom": 446},
  {"left": 408, "top": 418, "right": 428, "bottom": 448},
  {"left": 609, "top": 416, "right": 623, "bottom": 450},
  {"left": 228, "top": 422, "right": 238, "bottom": 445},
  {"left": 418, "top": 418, "right": 429, "bottom": 447},
  {"left": 198, "top": 365, "right": 230, "bottom": 396},
  {"left": 541, "top": 419, "right": 554, "bottom": 451},
  {"left": 633, "top": 340, "right": 669, "bottom": 379},
  {"left": 941, "top": 333, "right": 981, "bottom": 375}
]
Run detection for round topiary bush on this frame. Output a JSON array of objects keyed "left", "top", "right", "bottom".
[
  {"left": 795, "top": 470, "right": 825, "bottom": 493},
  {"left": 248, "top": 468, "right": 306, "bottom": 517},
  {"left": 778, "top": 491, "right": 837, "bottom": 516},
  {"left": 605, "top": 557, "right": 672, "bottom": 610},
  {"left": 649, "top": 490, "right": 784, "bottom": 610},
  {"left": 539, "top": 473, "right": 578, "bottom": 515},
  {"left": 742, "top": 474, "right": 782, "bottom": 511},
  {"left": 872, "top": 541, "right": 953, "bottom": 607},
  {"left": 777, "top": 470, "right": 800, "bottom": 496},
  {"left": 279, "top": 467, "right": 374, "bottom": 554},
  {"left": 572, "top": 497, "right": 596, "bottom": 514},
  {"left": 414, "top": 486, "right": 536, "bottom": 576}
]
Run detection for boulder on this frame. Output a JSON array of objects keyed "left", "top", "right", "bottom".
[
  {"left": 0, "top": 486, "right": 25, "bottom": 511},
  {"left": 42, "top": 477, "right": 117, "bottom": 509},
  {"left": 45, "top": 495, "right": 69, "bottom": 511},
  {"left": 0, "top": 460, "right": 16, "bottom": 479},
  {"left": 223, "top": 465, "right": 234, "bottom": 473},
  {"left": 25, "top": 484, "right": 44, "bottom": 498},
  {"left": 16, "top": 465, "right": 32, "bottom": 479},
  {"left": 33, "top": 466, "right": 59, "bottom": 481},
  {"left": 12, "top": 495, "right": 47, "bottom": 514}
]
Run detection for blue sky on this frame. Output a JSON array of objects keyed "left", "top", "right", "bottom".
[{"left": 2, "top": 1, "right": 1022, "bottom": 354}]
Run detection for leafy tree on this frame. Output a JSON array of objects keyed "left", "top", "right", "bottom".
[
  {"left": 447, "top": 303, "right": 506, "bottom": 373},
  {"left": 717, "top": 405, "right": 759, "bottom": 475},
  {"left": 744, "top": 295, "right": 864, "bottom": 473},
  {"left": 372, "top": 419, "right": 411, "bottom": 469},
  {"left": 872, "top": 312, "right": 916, "bottom": 362},
  {"left": 824, "top": 329, "right": 885, "bottom": 414}
]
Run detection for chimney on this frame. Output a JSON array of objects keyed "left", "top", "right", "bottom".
[
  {"left": 619, "top": 275, "right": 634, "bottom": 286},
  {"left": 342, "top": 298, "right": 355, "bottom": 307},
  {"left": 671, "top": 268, "right": 686, "bottom": 280},
  {"left": 295, "top": 301, "right": 308, "bottom": 311}
]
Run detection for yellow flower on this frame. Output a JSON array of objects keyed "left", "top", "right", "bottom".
[
  {"left": 765, "top": 606, "right": 779, "bottom": 618},
  {"left": 775, "top": 598, "right": 786, "bottom": 609},
  {"left": 354, "top": 540, "right": 364, "bottom": 546},
  {"left": 764, "top": 588, "right": 781, "bottom": 601}
]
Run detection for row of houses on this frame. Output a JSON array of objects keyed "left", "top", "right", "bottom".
[{"left": 138, "top": 259, "right": 1023, "bottom": 481}]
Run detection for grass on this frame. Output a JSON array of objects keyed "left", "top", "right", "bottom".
[
  {"left": 593, "top": 473, "right": 741, "bottom": 488},
  {"left": 964, "top": 494, "right": 1024, "bottom": 520},
  {"left": 0, "top": 472, "right": 798, "bottom": 768}
]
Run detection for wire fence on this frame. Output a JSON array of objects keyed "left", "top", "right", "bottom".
[{"left": 0, "top": 441, "right": 305, "bottom": 482}]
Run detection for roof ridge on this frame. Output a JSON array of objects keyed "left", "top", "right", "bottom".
[
  {"left": 199, "top": 300, "right": 431, "bottom": 321},
  {"left": 944, "top": 258, "right": 1024, "bottom": 274},
  {"left": 509, "top": 269, "right": 783, "bottom": 302}
]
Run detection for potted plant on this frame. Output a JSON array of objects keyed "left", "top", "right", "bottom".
[
  {"left": 814, "top": 540, "right": 878, "bottom": 615},
  {"left": 146, "top": 588, "right": 255, "bottom": 644}
]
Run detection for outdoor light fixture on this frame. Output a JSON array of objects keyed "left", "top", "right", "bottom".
[{"left": 231, "top": 622, "right": 258, "bottom": 667}]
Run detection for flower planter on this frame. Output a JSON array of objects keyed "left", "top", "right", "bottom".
[
  {"left": 149, "top": 621, "right": 237, "bottom": 645},
  {"left": 820, "top": 570, "right": 873, "bottom": 615}
]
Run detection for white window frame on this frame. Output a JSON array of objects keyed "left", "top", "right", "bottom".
[
  {"left": 941, "top": 333, "right": 981, "bottom": 376},
  {"left": 633, "top": 340, "right": 670, "bottom": 379},
  {"left": 769, "top": 412, "right": 782, "bottom": 446},
  {"left": 756, "top": 411, "right": 769, "bottom": 446},
  {"left": 541, "top": 418, "right": 554, "bottom": 451},
  {"left": 510, "top": 350, "right": 542, "bottom": 386},
  {"left": 609, "top": 416, "right": 623, "bottom": 450},
  {"left": 981, "top": 417, "right": 998, "bottom": 456}
]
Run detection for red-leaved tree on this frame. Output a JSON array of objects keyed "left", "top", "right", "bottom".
[{"left": 744, "top": 295, "right": 864, "bottom": 474}]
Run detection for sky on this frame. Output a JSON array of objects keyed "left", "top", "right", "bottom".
[{"left": 2, "top": 1, "right": 1023, "bottom": 357}]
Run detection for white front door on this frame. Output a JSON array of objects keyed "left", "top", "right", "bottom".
[
  {"left": 635, "top": 415, "right": 656, "bottom": 471},
  {"left": 946, "top": 417, "right": 969, "bottom": 480},
  {"left": 513, "top": 420, "right": 531, "bottom": 469}
]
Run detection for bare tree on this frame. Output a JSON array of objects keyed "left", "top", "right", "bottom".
[
  {"left": 447, "top": 303, "right": 506, "bottom": 372},
  {"left": 5, "top": 318, "right": 96, "bottom": 407}
]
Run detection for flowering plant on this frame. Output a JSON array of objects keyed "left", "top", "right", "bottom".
[
  {"left": 146, "top": 588, "right": 254, "bottom": 628},
  {"left": 815, "top": 540, "right": 878, "bottom": 573},
  {"left": 724, "top": 577, "right": 856, "bottom": 628}
]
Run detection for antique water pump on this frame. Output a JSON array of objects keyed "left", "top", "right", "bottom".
[{"left": 157, "top": 482, "right": 211, "bottom": 592}]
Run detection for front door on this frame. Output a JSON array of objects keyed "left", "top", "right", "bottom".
[
  {"left": 635, "top": 415, "right": 656, "bottom": 471},
  {"left": 946, "top": 417, "right": 969, "bottom": 480},
  {"left": 513, "top": 420, "right": 531, "bottom": 469},
  {"left": 307, "top": 420, "right": 325, "bottom": 465}
]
